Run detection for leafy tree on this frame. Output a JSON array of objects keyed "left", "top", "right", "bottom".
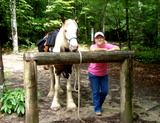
[
  {"left": 129, "top": 0, "right": 159, "bottom": 47},
  {"left": 44, "top": 0, "right": 77, "bottom": 30},
  {"left": 0, "top": 0, "right": 159, "bottom": 52},
  {"left": 16, "top": 0, "right": 34, "bottom": 45}
]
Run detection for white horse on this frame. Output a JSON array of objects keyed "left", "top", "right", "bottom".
[{"left": 50, "top": 19, "right": 79, "bottom": 111}]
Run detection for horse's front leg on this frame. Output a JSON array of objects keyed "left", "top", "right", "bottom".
[
  {"left": 48, "top": 66, "right": 63, "bottom": 97},
  {"left": 67, "top": 74, "right": 77, "bottom": 110},
  {"left": 47, "top": 66, "right": 55, "bottom": 97},
  {"left": 50, "top": 73, "right": 61, "bottom": 111}
]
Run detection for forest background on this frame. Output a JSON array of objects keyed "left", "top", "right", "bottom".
[{"left": 0, "top": 0, "right": 160, "bottom": 62}]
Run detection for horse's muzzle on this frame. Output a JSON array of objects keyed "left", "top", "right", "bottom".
[
  {"left": 69, "top": 45, "right": 78, "bottom": 52},
  {"left": 69, "top": 38, "right": 78, "bottom": 52}
]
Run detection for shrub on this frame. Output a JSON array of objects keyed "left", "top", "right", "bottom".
[
  {"left": 0, "top": 88, "right": 25, "bottom": 116},
  {"left": 131, "top": 43, "right": 160, "bottom": 63},
  {"left": 135, "top": 49, "right": 160, "bottom": 63}
]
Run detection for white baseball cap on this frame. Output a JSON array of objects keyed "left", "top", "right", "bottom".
[{"left": 94, "top": 32, "right": 104, "bottom": 38}]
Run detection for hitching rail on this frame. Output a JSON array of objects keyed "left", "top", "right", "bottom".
[{"left": 23, "top": 51, "right": 134, "bottom": 123}]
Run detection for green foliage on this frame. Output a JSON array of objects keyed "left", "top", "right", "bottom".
[
  {"left": 129, "top": 0, "right": 159, "bottom": 47},
  {"left": 16, "top": 0, "right": 35, "bottom": 44},
  {"left": 45, "top": 0, "right": 75, "bottom": 19},
  {"left": 0, "top": 0, "right": 160, "bottom": 51},
  {"left": 0, "top": 88, "right": 25, "bottom": 116},
  {"left": 132, "top": 43, "right": 160, "bottom": 63},
  {"left": 135, "top": 50, "right": 160, "bottom": 63}
]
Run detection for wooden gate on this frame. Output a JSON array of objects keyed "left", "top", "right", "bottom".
[{"left": 23, "top": 51, "right": 134, "bottom": 123}]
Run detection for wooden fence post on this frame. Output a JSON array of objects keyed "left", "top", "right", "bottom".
[
  {"left": 120, "top": 58, "right": 133, "bottom": 123},
  {"left": 24, "top": 61, "right": 38, "bottom": 123}
]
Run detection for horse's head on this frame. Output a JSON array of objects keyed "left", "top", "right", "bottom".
[{"left": 63, "top": 19, "right": 78, "bottom": 52}]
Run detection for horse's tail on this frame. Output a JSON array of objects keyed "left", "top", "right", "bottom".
[{"left": 37, "top": 38, "right": 46, "bottom": 52}]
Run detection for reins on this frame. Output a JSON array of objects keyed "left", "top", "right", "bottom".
[{"left": 73, "top": 50, "right": 85, "bottom": 123}]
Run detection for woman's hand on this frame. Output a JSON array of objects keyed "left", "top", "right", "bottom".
[{"left": 106, "top": 46, "right": 120, "bottom": 51}]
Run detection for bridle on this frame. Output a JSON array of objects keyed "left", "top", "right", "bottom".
[{"left": 68, "top": 37, "right": 77, "bottom": 42}]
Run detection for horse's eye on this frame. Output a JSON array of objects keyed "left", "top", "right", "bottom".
[{"left": 64, "top": 30, "right": 67, "bottom": 33}]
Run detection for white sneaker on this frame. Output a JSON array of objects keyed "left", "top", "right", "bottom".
[{"left": 95, "top": 112, "right": 102, "bottom": 116}]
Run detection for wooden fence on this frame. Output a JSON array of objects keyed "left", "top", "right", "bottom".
[{"left": 23, "top": 51, "right": 134, "bottom": 123}]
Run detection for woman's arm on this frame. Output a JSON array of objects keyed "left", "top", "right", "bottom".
[
  {"left": 90, "top": 47, "right": 107, "bottom": 51},
  {"left": 107, "top": 45, "right": 120, "bottom": 51},
  {"left": 90, "top": 45, "right": 120, "bottom": 51}
]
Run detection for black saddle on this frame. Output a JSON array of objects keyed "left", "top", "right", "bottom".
[{"left": 37, "top": 29, "right": 59, "bottom": 52}]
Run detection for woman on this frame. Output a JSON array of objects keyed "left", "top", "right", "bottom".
[{"left": 88, "top": 32, "right": 120, "bottom": 116}]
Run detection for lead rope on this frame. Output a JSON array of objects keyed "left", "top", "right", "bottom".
[
  {"left": 73, "top": 65, "right": 78, "bottom": 92},
  {"left": 76, "top": 50, "right": 85, "bottom": 123},
  {"left": 73, "top": 50, "right": 82, "bottom": 92}
]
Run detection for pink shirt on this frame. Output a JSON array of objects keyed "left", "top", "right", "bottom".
[{"left": 88, "top": 43, "right": 115, "bottom": 76}]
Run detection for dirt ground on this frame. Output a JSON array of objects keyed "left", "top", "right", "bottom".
[{"left": 0, "top": 50, "right": 160, "bottom": 123}]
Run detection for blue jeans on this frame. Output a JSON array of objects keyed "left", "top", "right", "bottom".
[{"left": 88, "top": 72, "right": 109, "bottom": 112}]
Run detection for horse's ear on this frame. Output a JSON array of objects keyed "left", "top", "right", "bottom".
[
  {"left": 60, "top": 16, "right": 65, "bottom": 23},
  {"left": 74, "top": 17, "right": 79, "bottom": 24}
]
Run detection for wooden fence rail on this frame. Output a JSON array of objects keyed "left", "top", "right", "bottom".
[{"left": 23, "top": 51, "right": 134, "bottom": 123}]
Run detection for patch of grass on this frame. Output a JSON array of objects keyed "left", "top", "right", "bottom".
[{"left": 0, "top": 88, "right": 25, "bottom": 116}]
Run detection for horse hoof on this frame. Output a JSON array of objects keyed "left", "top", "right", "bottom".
[
  {"left": 67, "top": 103, "right": 77, "bottom": 111},
  {"left": 50, "top": 102, "right": 61, "bottom": 111},
  {"left": 50, "top": 105, "right": 61, "bottom": 111},
  {"left": 67, "top": 107, "right": 77, "bottom": 111}
]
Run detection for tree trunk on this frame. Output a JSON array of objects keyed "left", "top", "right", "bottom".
[
  {"left": 10, "top": 0, "right": 18, "bottom": 53},
  {"left": 102, "top": 0, "right": 107, "bottom": 33},
  {"left": 91, "top": 28, "right": 94, "bottom": 44},
  {"left": 125, "top": 0, "right": 131, "bottom": 50},
  {"left": 0, "top": 44, "right": 5, "bottom": 84}
]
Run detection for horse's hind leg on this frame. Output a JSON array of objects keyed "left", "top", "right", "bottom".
[
  {"left": 43, "top": 45, "right": 50, "bottom": 70},
  {"left": 66, "top": 74, "right": 76, "bottom": 110},
  {"left": 50, "top": 73, "right": 61, "bottom": 111}
]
